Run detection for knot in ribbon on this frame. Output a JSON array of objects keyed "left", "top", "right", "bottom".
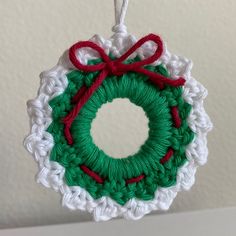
[
  {"left": 106, "top": 60, "right": 123, "bottom": 76},
  {"left": 63, "top": 34, "right": 185, "bottom": 145}
]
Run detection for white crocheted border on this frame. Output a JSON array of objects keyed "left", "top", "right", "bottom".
[{"left": 24, "top": 33, "right": 213, "bottom": 221}]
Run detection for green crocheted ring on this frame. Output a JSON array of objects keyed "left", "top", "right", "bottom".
[{"left": 47, "top": 58, "right": 194, "bottom": 206}]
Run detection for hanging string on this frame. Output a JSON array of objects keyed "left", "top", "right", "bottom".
[{"left": 112, "top": 0, "right": 129, "bottom": 34}]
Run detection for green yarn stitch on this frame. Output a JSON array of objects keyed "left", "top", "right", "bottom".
[{"left": 47, "top": 58, "right": 194, "bottom": 205}]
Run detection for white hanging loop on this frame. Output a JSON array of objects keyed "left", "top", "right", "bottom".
[{"left": 112, "top": 0, "right": 129, "bottom": 34}]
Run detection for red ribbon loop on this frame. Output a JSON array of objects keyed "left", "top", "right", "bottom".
[{"left": 64, "top": 33, "right": 185, "bottom": 145}]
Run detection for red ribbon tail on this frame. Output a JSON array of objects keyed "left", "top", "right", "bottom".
[
  {"left": 63, "top": 69, "right": 109, "bottom": 144},
  {"left": 134, "top": 67, "right": 185, "bottom": 88},
  {"left": 72, "top": 85, "right": 87, "bottom": 103},
  {"left": 64, "top": 125, "right": 73, "bottom": 145}
]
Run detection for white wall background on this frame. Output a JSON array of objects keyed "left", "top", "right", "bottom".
[{"left": 0, "top": 0, "right": 236, "bottom": 229}]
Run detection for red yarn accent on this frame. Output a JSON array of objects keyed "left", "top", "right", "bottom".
[
  {"left": 63, "top": 34, "right": 185, "bottom": 144},
  {"left": 80, "top": 164, "right": 145, "bottom": 185},
  {"left": 80, "top": 165, "right": 104, "bottom": 184},
  {"left": 72, "top": 85, "right": 87, "bottom": 103},
  {"left": 171, "top": 106, "right": 182, "bottom": 128},
  {"left": 126, "top": 174, "right": 145, "bottom": 184},
  {"left": 160, "top": 149, "right": 174, "bottom": 164}
]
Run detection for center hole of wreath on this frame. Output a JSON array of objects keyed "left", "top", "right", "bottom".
[{"left": 91, "top": 98, "right": 149, "bottom": 159}]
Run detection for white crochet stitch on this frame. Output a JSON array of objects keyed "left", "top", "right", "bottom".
[{"left": 24, "top": 0, "right": 212, "bottom": 221}]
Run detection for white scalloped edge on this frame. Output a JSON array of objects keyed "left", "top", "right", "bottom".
[{"left": 24, "top": 33, "right": 213, "bottom": 221}]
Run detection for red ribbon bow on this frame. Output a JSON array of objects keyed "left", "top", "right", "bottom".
[{"left": 63, "top": 34, "right": 185, "bottom": 145}]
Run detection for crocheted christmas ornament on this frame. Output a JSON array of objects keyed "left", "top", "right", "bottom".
[{"left": 24, "top": 0, "right": 212, "bottom": 221}]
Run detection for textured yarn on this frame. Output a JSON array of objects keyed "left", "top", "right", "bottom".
[
  {"left": 24, "top": 33, "right": 213, "bottom": 221},
  {"left": 64, "top": 34, "right": 185, "bottom": 145},
  {"left": 46, "top": 57, "right": 194, "bottom": 205}
]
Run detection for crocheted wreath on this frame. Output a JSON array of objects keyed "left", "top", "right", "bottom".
[{"left": 24, "top": 33, "right": 212, "bottom": 221}]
